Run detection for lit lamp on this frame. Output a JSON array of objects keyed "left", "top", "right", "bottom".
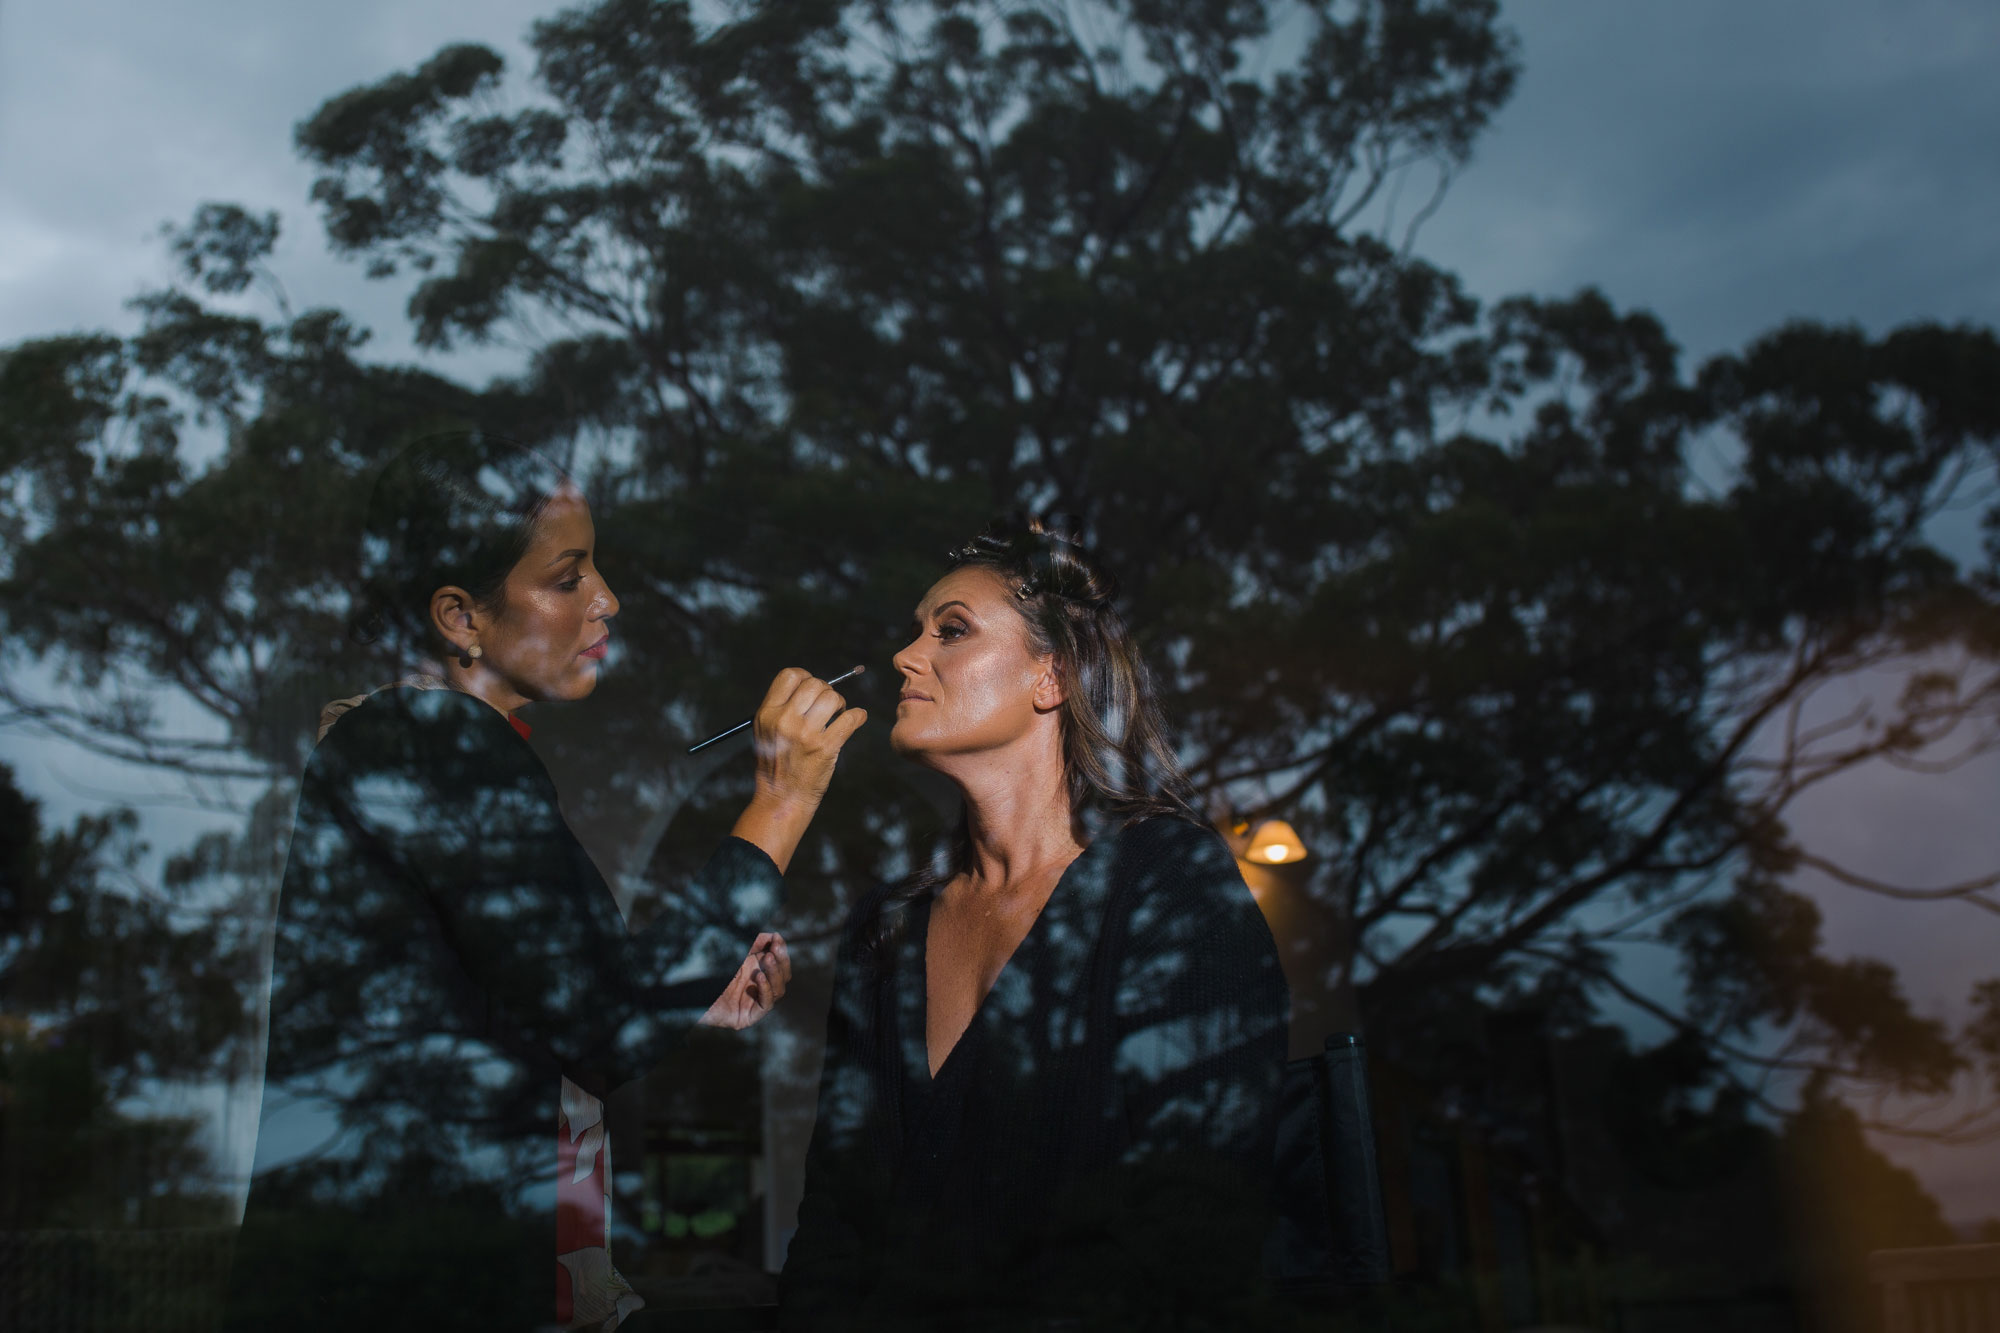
[{"left": 1243, "top": 819, "right": 1308, "bottom": 866}]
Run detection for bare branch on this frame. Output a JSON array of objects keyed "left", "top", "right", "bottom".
[{"left": 1790, "top": 850, "right": 2000, "bottom": 915}]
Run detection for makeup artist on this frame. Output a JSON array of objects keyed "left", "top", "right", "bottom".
[
  {"left": 779, "top": 519, "right": 1289, "bottom": 1330},
  {"left": 223, "top": 434, "right": 865, "bottom": 1333}
]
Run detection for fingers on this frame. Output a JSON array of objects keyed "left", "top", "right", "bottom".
[
  {"left": 768, "top": 670, "right": 854, "bottom": 724},
  {"left": 826, "top": 706, "right": 868, "bottom": 745},
  {"left": 758, "top": 934, "right": 790, "bottom": 1002},
  {"left": 762, "top": 667, "right": 812, "bottom": 710},
  {"left": 703, "top": 936, "right": 790, "bottom": 1031},
  {"left": 799, "top": 684, "right": 846, "bottom": 728},
  {"left": 749, "top": 931, "right": 789, "bottom": 979},
  {"left": 748, "top": 669, "right": 868, "bottom": 815},
  {"left": 735, "top": 932, "right": 790, "bottom": 1013},
  {"left": 774, "top": 678, "right": 865, "bottom": 755},
  {"left": 757, "top": 670, "right": 857, "bottom": 742},
  {"left": 776, "top": 672, "right": 846, "bottom": 730},
  {"left": 769, "top": 668, "right": 847, "bottom": 723}
]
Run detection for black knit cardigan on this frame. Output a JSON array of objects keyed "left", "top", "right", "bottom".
[{"left": 779, "top": 814, "right": 1290, "bottom": 1331}]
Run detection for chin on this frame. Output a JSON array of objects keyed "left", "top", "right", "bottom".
[
  {"left": 888, "top": 721, "right": 933, "bottom": 760},
  {"left": 538, "top": 666, "right": 601, "bottom": 703}
]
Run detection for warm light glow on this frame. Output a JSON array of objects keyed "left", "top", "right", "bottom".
[{"left": 1243, "top": 819, "right": 1308, "bottom": 866}]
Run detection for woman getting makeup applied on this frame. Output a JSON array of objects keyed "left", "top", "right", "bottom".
[
  {"left": 780, "top": 520, "right": 1289, "bottom": 1331},
  {"left": 223, "top": 434, "right": 865, "bottom": 1333}
]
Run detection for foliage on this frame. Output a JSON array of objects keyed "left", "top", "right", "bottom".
[
  {"left": 0, "top": 765, "right": 236, "bottom": 1228},
  {"left": 2, "top": 0, "right": 1999, "bottom": 1165}
]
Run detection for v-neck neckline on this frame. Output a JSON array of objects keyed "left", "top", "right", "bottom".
[{"left": 915, "top": 838, "right": 1098, "bottom": 1084}]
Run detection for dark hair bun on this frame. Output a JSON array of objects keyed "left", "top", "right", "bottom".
[
  {"left": 948, "top": 514, "right": 1117, "bottom": 609},
  {"left": 348, "top": 431, "right": 571, "bottom": 655}
]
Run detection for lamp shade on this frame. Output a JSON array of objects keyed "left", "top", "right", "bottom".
[{"left": 1244, "top": 819, "right": 1308, "bottom": 865}]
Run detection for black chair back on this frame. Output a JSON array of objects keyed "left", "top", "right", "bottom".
[{"left": 1271, "top": 1033, "right": 1393, "bottom": 1286}]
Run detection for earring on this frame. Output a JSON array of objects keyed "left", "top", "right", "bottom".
[{"left": 459, "top": 644, "right": 482, "bottom": 668}]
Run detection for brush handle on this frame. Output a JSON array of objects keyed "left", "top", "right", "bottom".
[
  {"left": 686, "top": 717, "right": 753, "bottom": 754},
  {"left": 687, "top": 666, "right": 864, "bottom": 754}
]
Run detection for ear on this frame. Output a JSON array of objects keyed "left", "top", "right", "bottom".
[
  {"left": 1032, "top": 655, "right": 1066, "bottom": 713},
  {"left": 428, "top": 586, "right": 480, "bottom": 656}
]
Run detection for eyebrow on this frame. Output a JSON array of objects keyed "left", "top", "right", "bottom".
[
  {"left": 909, "top": 599, "right": 972, "bottom": 631},
  {"left": 546, "top": 549, "right": 588, "bottom": 566}
]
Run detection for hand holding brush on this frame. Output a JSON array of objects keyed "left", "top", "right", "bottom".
[
  {"left": 716, "top": 666, "right": 869, "bottom": 874},
  {"left": 689, "top": 665, "right": 867, "bottom": 753}
]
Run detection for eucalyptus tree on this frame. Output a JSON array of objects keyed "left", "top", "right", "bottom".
[
  {"left": 279, "top": 0, "right": 2000, "bottom": 1130},
  {"left": 4, "top": 0, "right": 1999, "bottom": 1162}
]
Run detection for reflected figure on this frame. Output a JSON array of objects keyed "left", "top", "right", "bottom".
[
  {"left": 224, "top": 435, "right": 865, "bottom": 1332},
  {"left": 780, "top": 519, "right": 1288, "bottom": 1330}
]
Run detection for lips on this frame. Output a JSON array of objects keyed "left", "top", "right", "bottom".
[
  {"left": 580, "top": 635, "right": 610, "bottom": 660},
  {"left": 899, "top": 690, "right": 931, "bottom": 702}
]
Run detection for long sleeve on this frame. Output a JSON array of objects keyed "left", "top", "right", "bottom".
[
  {"left": 272, "top": 686, "right": 782, "bottom": 1098},
  {"left": 230, "top": 685, "right": 783, "bottom": 1333}
]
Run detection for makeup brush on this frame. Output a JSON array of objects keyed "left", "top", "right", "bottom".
[{"left": 687, "top": 665, "right": 867, "bottom": 754}]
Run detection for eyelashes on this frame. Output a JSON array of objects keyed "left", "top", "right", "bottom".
[{"left": 894, "top": 621, "right": 969, "bottom": 642}]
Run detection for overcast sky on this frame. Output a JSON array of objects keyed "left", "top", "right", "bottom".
[{"left": 4, "top": 0, "right": 1998, "bottom": 1223}]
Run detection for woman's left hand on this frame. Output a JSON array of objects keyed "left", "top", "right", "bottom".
[{"left": 699, "top": 932, "right": 792, "bottom": 1030}]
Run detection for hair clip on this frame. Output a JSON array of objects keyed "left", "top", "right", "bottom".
[{"left": 1016, "top": 580, "right": 1038, "bottom": 600}]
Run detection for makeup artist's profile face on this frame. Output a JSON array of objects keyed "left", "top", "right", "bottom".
[
  {"left": 468, "top": 485, "right": 619, "bottom": 704},
  {"left": 891, "top": 566, "right": 1056, "bottom": 764}
]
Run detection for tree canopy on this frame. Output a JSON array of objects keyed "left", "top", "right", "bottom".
[{"left": 5, "top": 0, "right": 2000, "bottom": 1194}]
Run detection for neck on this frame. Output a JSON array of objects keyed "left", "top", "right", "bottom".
[
  {"left": 439, "top": 657, "right": 528, "bottom": 717},
  {"left": 934, "top": 729, "right": 1085, "bottom": 895}
]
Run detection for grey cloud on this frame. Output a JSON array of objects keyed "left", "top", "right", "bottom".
[{"left": 1415, "top": 0, "right": 2000, "bottom": 361}]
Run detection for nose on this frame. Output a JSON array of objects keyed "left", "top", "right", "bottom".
[
  {"left": 891, "top": 634, "right": 927, "bottom": 683},
  {"left": 593, "top": 575, "right": 619, "bottom": 621}
]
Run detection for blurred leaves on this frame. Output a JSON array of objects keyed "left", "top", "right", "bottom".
[{"left": 0, "top": 766, "right": 239, "bottom": 1227}]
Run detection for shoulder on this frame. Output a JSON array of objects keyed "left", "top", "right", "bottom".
[
  {"left": 1103, "top": 812, "right": 1232, "bottom": 860},
  {"left": 307, "top": 684, "right": 538, "bottom": 789},
  {"left": 316, "top": 684, "right": 513, "bottom": 748},
  {"left": 1102, "top": 815, "right": 1273, "bottom": 959},
  {"left": 1099, "top": 814, "right": 1241, "bottom": 902}
]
